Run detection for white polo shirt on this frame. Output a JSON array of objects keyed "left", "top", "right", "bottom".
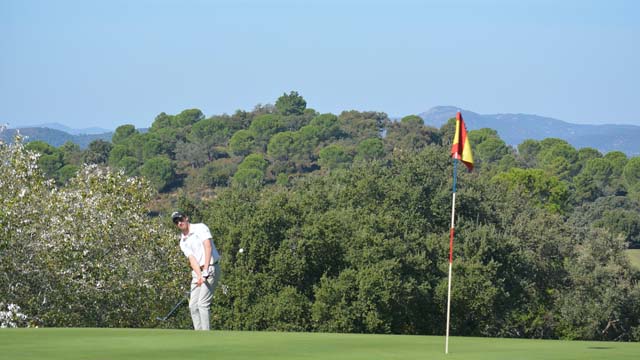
[{"left": 179, "top": 223, "right": 221, "bottom": 273}]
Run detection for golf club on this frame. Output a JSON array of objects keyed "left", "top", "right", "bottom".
[{"left": 156, "top": 291, "right": 190, "bottom": 322}]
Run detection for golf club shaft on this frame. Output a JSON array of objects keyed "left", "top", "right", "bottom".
[{"left": 158, "top": 297, "right": 187, "bottom": 321}]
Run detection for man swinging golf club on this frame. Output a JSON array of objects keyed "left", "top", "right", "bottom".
[{"left": 171, "top": 211, "right": 221, "bottom": 330}]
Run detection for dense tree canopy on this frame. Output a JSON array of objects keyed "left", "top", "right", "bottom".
[{"left": 2, "top": 93, "right": 640, "bottom": 341}]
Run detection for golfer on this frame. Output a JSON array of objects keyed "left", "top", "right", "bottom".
[{"left": 172, "top": 211, "right": 221, "bottom": 330}]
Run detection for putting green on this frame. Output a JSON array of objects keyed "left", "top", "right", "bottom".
[{"left": 1, "top": 328, "right": 638, "bottom": 360}]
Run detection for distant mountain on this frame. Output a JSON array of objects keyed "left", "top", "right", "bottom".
[
  {"left": 419, "top": 106, "right": 640, "bottom": 156},
  {"left": 1, "top": 127, "right": 113, "bottom": 149},
  {"left": 29, "top": 122, "right": 112, "bottom": 135}
]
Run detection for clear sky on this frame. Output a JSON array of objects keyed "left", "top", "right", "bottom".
[{"left": 1, "top": 0, "right": 638, "bottom": 130}]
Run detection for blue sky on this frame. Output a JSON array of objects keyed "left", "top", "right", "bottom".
[{"left": 1, "top": 0, "right": 638, "bottom": 130}]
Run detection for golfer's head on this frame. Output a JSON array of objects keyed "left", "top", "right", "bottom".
[{"left": 171, "top": 211, "right": 188, "bottom": 226}]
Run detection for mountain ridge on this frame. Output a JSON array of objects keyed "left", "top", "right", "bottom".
[
  {"left": 8, "top": 122, "right": 112, "bottom": 135},
  {"left": 419, "top": 106, "right": 640, "bottom": 156},
  {"left": 0, "top": 127, "right": 113, "bottom": 149}
]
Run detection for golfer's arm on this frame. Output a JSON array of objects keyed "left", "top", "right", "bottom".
[
  {"left": 203, "top": 238, "right": 212, "bottom": 268},
  {"left": 188, "top": 256, "right": 202, "bottom": 277}
]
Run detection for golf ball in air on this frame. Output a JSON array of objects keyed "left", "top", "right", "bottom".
[{"left": 239, "top": 248, "right": 244, "bottom": 253}]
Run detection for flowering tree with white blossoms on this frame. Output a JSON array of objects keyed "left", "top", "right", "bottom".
[
  {"left": 0, "top": 303, "right": 30, "bottom": 328},
  {"left": 1, "top": 129, "right": 185, "bottom": 327}
]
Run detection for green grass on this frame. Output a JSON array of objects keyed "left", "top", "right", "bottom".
[
  {"left": 627, "top": 249, "right": 640, "bottom": 270},
  {"left": 1, "top": 328, "right": 639, "bottom": 360}
]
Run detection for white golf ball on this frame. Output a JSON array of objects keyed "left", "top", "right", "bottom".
[{"left": 239, "top": 248, "right": 244, "bottom": 254}]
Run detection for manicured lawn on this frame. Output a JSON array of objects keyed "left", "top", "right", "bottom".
[
  {"left": 627, "top": 249, "right": 640, "bottom": 270},
  {"left": 1, "top": 328, "right": 639, "bottom": 360}
]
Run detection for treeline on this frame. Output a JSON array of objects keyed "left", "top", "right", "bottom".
[
  {"left": 21, "top": 91, "right": 640, "bottom": 249},
  {"left": 1, "top": 92, "right": 640, "bottom": 340}
]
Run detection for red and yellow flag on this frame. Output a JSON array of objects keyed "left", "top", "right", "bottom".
[{"left": 450, "top": 111, "right": 474, "bottom": 171}]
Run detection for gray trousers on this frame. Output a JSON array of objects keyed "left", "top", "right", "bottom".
[{"left": 189, "top": 263, "right": 221, "bottom": 330}]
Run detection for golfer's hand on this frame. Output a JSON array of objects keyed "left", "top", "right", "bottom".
[{"left": 196, "top": 276, "right": 205, "bottom": 286}]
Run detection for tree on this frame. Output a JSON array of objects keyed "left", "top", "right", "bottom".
[
  {"left": 536, "top": 140, "right": 579, "bottom": 180},
  {"left": 142, "top": 138, "right": 165, "bottom": 160},
  {"left": 318, "top": 145, "right": 352, "bottom": 170},
  {"left": 555, "top": 228, "right": 639, "bottom": 340},
  {"left": 24, "top": 140, "right": 56, "bottom": 155},
  {"left": 577, "top": 147, "right": 602, "bottom": 163},
  {"left": 59, "top": 141, "right": 82, "bottom": 166},
  {"left": 83, "top": 139, "right": 113, "bottom": 165},
  {"left": 492, "top": 168, "right": 569, "bottom": 214},
  {"left": 38, "top": 153, "right": 63, "bottom": 180},
  {"left": 309, "top": 113, "right": 342, "bottom": 142},
  {"left": 275, "top": 91, "right": 307, "bottom": 116},
  {"left": 623, "top": 157, "right": 640, "bottom": 194},
  {"left": 232, "top": 168, "right": 264, "bottom": 187},
  {"left": 111, "top": 125, "right": 137, "bottom": 145},
  {"left": 24, "top": 141, "right": 63, "bottom": 180},
  {"left": 229, "top": 130, "right": 256, "bottom": 157},
  {"left": 355, "top": 138, "right": 385, "bottom": 161},
  {"left": 569, "top": 196, "right": 640, "bottom": 250},
  {"left": 572, "top": 157, "right": 615, "bottom": 203},
  {"left": 174, "top": 140, "right": 209, "bottom": 168},
  {"left": 140, "top": 156, "right": 176, "bottom": 192},
  {"left": 57, "top": 164, "right": 79, "bottom": 184},
  {"left": 174, "top": 109, "right": 205, "bottom": 127},
  {"left": 143, "top": 128, "right": 183, "bottom": 159},
  {"left": 116, "top": 156, "right": 140, "bottom": 176},
  {"left": 605, "top": 151, "right": 628, "bottom": 177},
  {"left": 189, "top": 117, "right": 233, "bottom": 159},
  {"left": 150, "top": 112, "right": 173, "bottom": 130},
  {"left": 400, "top": 115, "right": 424, "bottom": 126},
  {"left": 108, "top": 144, "right": 131, "bottom": 167},
  {"left": 249, "top": 114, "right": 286, "bottom": 151},
  {"left": 1, "top": 135, "right": 183, "bottom": 328},
  {"left": 467, "top": 128, "right": 511, "bottom": 166},
  {"left": 474, "top": 135, "right": 510, "bottom": 165},
  {"left": 267, "top": 131, "right": 298, "bottom": 162},
  {"left": 518, "top": 139, "right": 541, "bottom": 167},
  {"left": 238, "top": 154, "right": 269, "bottom": 172},
  {"left": 192, "top": 159, "right": 237, "bottom": 188},
  {"left": 385, "top": 117, "right": 439, "bottom": 154},
  {"left": 338, "top": 111, "right": 387, "bottom": 143}
]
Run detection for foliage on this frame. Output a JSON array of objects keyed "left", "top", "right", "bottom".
[
  {"left": 111, "top": 125, "right": 137, "bottom": 145},
  {"left": 0, "top": 134, "right": 183, "bottom": 328},
  {"left": 623, "top": 157, "right": 640, "bottom": 193},
  {"left": 555, "top": 228, "right": 638, "bottom": 340},
  {"left": 355, "top": 138, "right": 385, "bottom": 161},
  {"left": 232, "top": 168, "right": 264, "bottom": 187},
  {"left": 318, "top": 144, "right": 352, "bottom": 170},
  {"left": 3, "top": 92, "right": 640, "bottom": 341},
  {"left": 491, "top": 168, "right": 569, "bottom": 214},
  {"left": 229, "top": 130, "right": 255, "bottom": 156},
  {"left": 140, "top": 156, "right": 176, "bottom": 191},
  {"left": 275, "top": 91, "right": 307, "bottom": 116},
  {"left": 0, "top": 303, "right": 31, "bottom": 328},
  {"left": 83, "top": 139, "right": 113, "bottom": 165}
]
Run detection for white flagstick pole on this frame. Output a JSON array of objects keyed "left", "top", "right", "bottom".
[{"left": 445, "top": 159, "right": 458, "bottom": 354}]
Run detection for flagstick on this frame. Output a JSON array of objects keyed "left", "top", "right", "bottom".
[{"left": 445, "top": 159, "right": 458, "bottom": 354}]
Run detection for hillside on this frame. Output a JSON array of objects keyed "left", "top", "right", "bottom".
[
  {"left": 5, "top": 107, "right": 639, "bottom": 156},
  {"left": 419, "top": 106, "right": 640, "bottom": 156},
  {"left": 0, "top": 127, "right": 113, "bottom": 149}
]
